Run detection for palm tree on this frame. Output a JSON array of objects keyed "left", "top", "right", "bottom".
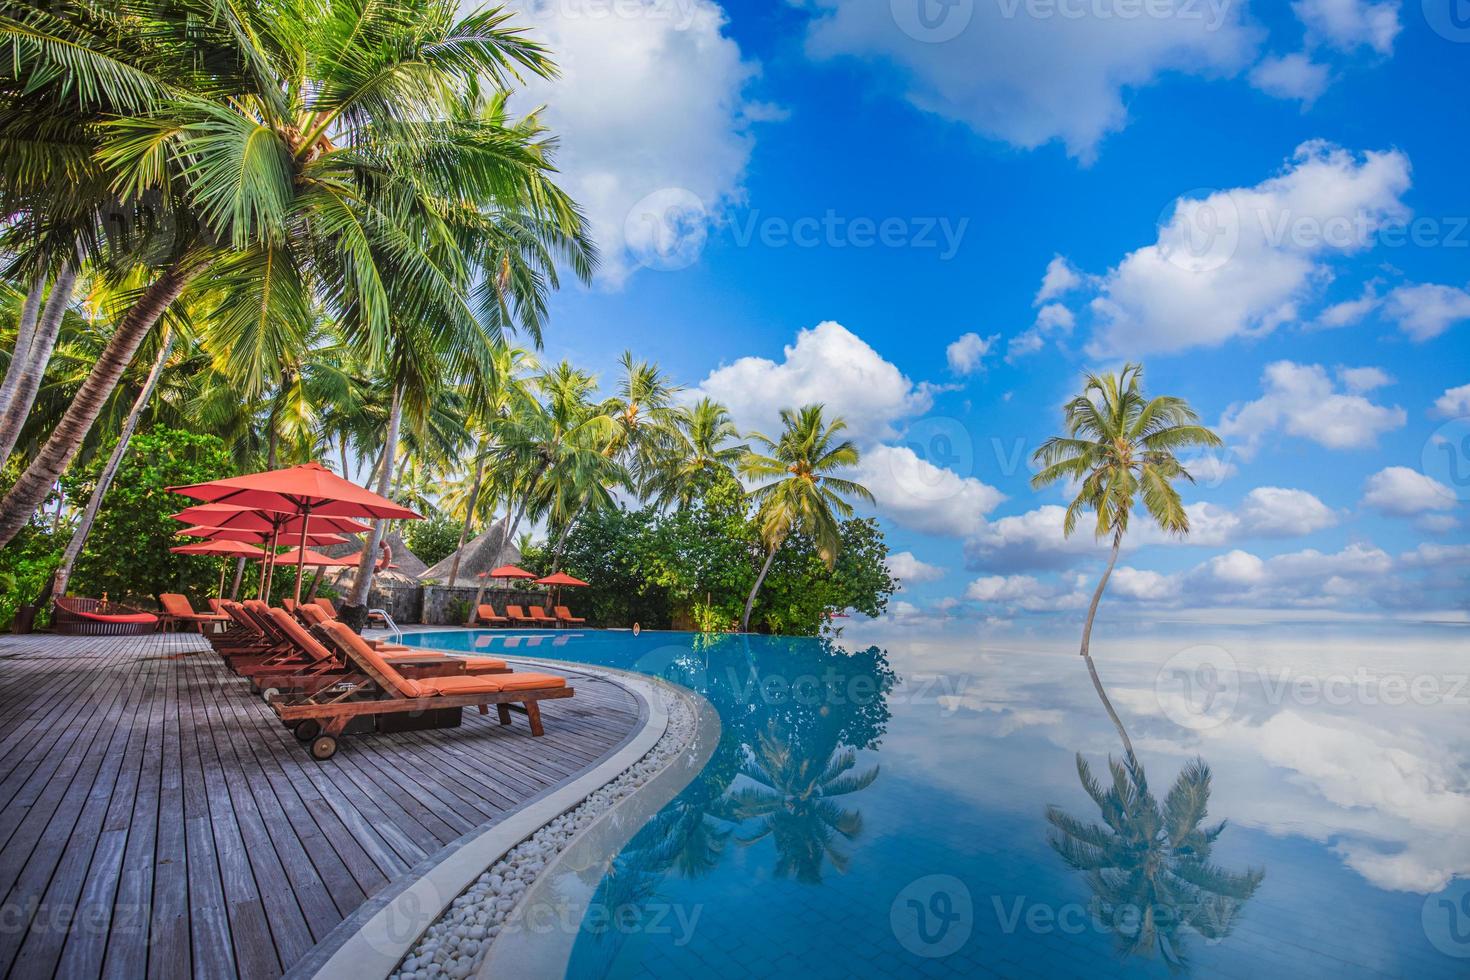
[
  {"left": 729, "top": 727, "right": 879, "bottom": 884},
  {"left": 738, "top": 405, "right": 873, "bottom": 632},
  {"left": 1031, "top": 363, "right": 1221, "bottom": 660},
  {"left": 647, "top": 397, "right": 748, "bottom": 510},
  {"left": 1046, "top": 753, "right": 1265, "bottom": 971},
  {"left": 0, "top": 0, "right": 593, "bottom": 550}
]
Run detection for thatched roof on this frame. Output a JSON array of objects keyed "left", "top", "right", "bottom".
[
  {"left": 420, "top": 515, "right": 520, "bottom": 587},
  {"left": 320, "top": 529, "right": 429, "bottom": 589}
]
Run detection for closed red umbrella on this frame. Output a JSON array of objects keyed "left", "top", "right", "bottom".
[{"left": 170, "top": 463, "right": 422, "bottom": 603}]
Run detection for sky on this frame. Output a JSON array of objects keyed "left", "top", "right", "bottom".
[{"left": 493, "top": 0, "right": 1470, "bottom": 627}]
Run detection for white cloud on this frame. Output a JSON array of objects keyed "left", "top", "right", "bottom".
[
  {"left": 695, "top": 321, "right": 933, "bottom": 443},
  {"left": 1182, "top": 453, "right": 1239, "bottom": 486},
  {"left": 1249, "top": 53, "right": 1330, "bottom": 105},
  {"left": 1107, "top": 567, "right": 1178, "bottom": 601},
  {"left": 888, "top": 551, "right": 945, "bottom": 586},
  {"left": 1362, "top": 467, "right": 1458, "bottom": 515},
  {"left": 1219, "top": 361, "right": 1407, "bottom": 457},
  {"left": 1292, "top": 0, "right": 1402, "bottom": 54},
  {"left": 1087, "top": 142, "right": 1412, "bottom": 356},
  {"left": 1235, "top": 486, "right": 1340, "bottom": 536},
  {"left": 1383, "top": 283, "right": 1470, "bottom": 341},
  {"left": 1432, "top": 383, "right": 1470, "bottom": 419},
  {"left": 1312, "top": 281, "right": 1380, "bottom": 329},
  {"left": 965, "top": 575, "right": 1040, "bottom": 602},
  {"left": 507, "top": 0, "right": 765, "bottom": 286},
  {"left": 945, "top": 332, "right": 999, "bottom": 375},
  {"left": 801, "top": 0, "right": 1258, "bottom": 161},
  {"left": 1036, "top": 255, "right": 1083, "bottom": 304},
  {"left": 854, "top": 444, "right": 1006, "bottom": 537},
  {"left": 1338, "top": 365, "right": 1392, "bottom": 393},
  {"left": 1007, "top": 303, "right": 1076, "bottom": 362}
]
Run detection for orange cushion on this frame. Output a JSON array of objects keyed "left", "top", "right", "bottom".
[
  {"left": 413, "top": 672, "right": 566, "bottom": 696},
  {"left": 463, "top": 657, "right": 508, "bottom": 670}
]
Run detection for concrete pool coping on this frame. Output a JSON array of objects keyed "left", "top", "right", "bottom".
[{"left": 288, "top": 628, "right": 713, "bottom": 980}]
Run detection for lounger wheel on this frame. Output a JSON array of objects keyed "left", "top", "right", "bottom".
[
  {"left": 294, "top": 719, "right": 321, "bottom": 742},
  {"left": 261, "top": 687, "right": 279, "bottom": 703},
  {"left": 310, "top": 735, "right": 338, "bottom": 760}
]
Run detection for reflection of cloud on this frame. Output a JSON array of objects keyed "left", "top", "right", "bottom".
[{"left": 856, "top": 628, "right": 1470, "bottom": 897}]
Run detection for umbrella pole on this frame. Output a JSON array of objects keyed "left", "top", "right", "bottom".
[
  {"left": 265, "top": 524, "right": 280, "bottom": 598},
  {"left": 293, "top": 506, "right": 310, "bottom": 605},
  {"left": 217, "top": 563, "right": 227, "bottom": 599}
]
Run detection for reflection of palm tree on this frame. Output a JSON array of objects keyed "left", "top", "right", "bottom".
[
  {"left": 731, "top": 728, "right": 879, "bottom": 883},
  {"left": 1046, "top": 753, "right": 1264, "bottom": 972}
]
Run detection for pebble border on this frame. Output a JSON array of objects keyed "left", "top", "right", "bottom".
[{"left": 389, "top": 687, "right": 698, "bottom": 980}]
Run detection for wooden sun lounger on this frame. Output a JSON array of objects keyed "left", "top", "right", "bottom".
[
  {"left": 554, "top": 605, "right": 586, "bottom": 626},
  {"left": 473, "top": 603, "right": 510, "bottom": 627},
  {"left": 504, "top": 605, "right": 537, "bottom": 626},
  {"left": 271, "top": 621, "right": 574, "bottom": 759},
  {"left": 527, "top": 605, "right": 558, "bottom": 626},
  {"left": 246, "top": 607, "right": 510, "bottom": 699},
  {"left": 159, "top": 593, "right": 230, "bottom": 633}
]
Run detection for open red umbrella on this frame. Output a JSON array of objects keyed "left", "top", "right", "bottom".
[
  {"left": 171, "top": 505, "right": 371, "bottom": 535},
  {"left": 175, "top": 524, "right": 346, "bottom": 547},
  {"left": 535, "top": 572, "right": 589, "bottom": 610},
  {"left": 170, "top": 463, "right": 421, "bottom": 603},
  {"left": 484, "top": 564, "right": 536, "bottom": 580},
  {"left": 170, "top": 539, "right": 266, "bottom": 596},
  {"left": 262, "top": 547, "right": 358, "bottom": 568}
]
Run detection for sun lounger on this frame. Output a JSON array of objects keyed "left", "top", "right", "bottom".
[
  {"left": 527, "top": 605, "right": 558, "bottom": 626},
  {"left": 554, "top": 605, "right": 586, "bottom": 626},
  {"left": 53, "top": 597, "right": 159, "bottom": 636},
  {"left": 159, "top": 593, "right": 230, "bottom": 633},
  {"left": 271, "top": 621, "right": 574, "bottom": 759},
  {"left": 246, "top": 607, "right": 510, "bottom": 699},
  {"left": 504, "top": 605, "right": 537, "bottom": 626},
  {"left": 314, "top": 597, "right": 338, "bottom": 617},
  {"left": 474, "top": 603, "right": 510, "bottom": 627}
]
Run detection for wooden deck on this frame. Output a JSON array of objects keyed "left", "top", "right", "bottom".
[{"left": 0, "top": 631, "right": 642, "bottom": 980}]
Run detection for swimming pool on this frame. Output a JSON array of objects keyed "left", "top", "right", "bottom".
[{"left": 401, "top": 624, "right": 1470, "bottom": 977}]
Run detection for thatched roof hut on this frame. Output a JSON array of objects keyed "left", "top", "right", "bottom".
[
  {"left": 321, "top": 529, "right": 429, "bottom": 588},
  {"left": 420, "top": 515, "right": 520, "bottom": 587}
]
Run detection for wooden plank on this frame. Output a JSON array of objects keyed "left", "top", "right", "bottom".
[{"left": 0, "top": 631, "right": 644, "bottom": 978}]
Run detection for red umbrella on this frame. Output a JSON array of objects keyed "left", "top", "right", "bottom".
[
  {"left": 170, "top": 540, "right": 266, "bottom": 596},
  {"left": 535, "top": 571, "right": 589, "bottom": 609},
  {"left": 262, "top": 547, "right": 358, "bottom": 568},
  {"left": 535, "top": 572, "right": 589, "bottom": 588},
  {"left": 170, "top": 463, "right": 421, "bottom": 603},
  {"left": 171, "top": 505, "right": 371, "bottom": 535},
  {"left": 175, "top": 524, "right": 346, "bottom": 547},
  {"left": 484, "top": 564, "right": 536, "bottom": 580}
]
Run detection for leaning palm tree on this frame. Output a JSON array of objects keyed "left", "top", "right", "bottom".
[
  {"left": 1031, "top": 363, "right": 1221, "bottom": 660},
  {"left": 1046, "top": 754, "right": 1265, "bottom": 972},
  {"left": 738, "top": 405, "right": 872, "bottom": 632}
]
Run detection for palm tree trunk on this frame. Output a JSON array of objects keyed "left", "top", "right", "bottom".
[
  {"left": 0, "top": 257, "right": 204, "bottom": 550},
  {"left": 229, "top": 557, "right": 247, "bottom": 600},
  {"left": 741, "top": 544, "right": 779, "bottom": 633},
  {"left": 1083, "top": 652, "right": 1135, "bottom": 758},
  {"left": 342, "top": 384, "right": 401, "bottom": 630},
  {"left": 550, "top": 495, "right": 589, "bottom": 567},
  {"left": 1078, "top": 529, "right": 1123, "bottom": 659},
  {"left": 0, "top": 261, "right": 78, "bottom": 470},
  {"left": 49, "top": 329, "right": 173, "bottom": 602},
  {"left": 0, "top": 271, "right": 47, "bottom": 423},
  {"left": 446, "top": 436, "right": 485, "bottom": 588}
]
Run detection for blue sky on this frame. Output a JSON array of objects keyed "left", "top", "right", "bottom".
[{"left": 501, "top": 0, "right": 1470, "bottom": 624}]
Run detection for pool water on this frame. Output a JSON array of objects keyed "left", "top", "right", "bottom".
[{"left": 400, "top": 624, "right": 1470, "bottom": 978}]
